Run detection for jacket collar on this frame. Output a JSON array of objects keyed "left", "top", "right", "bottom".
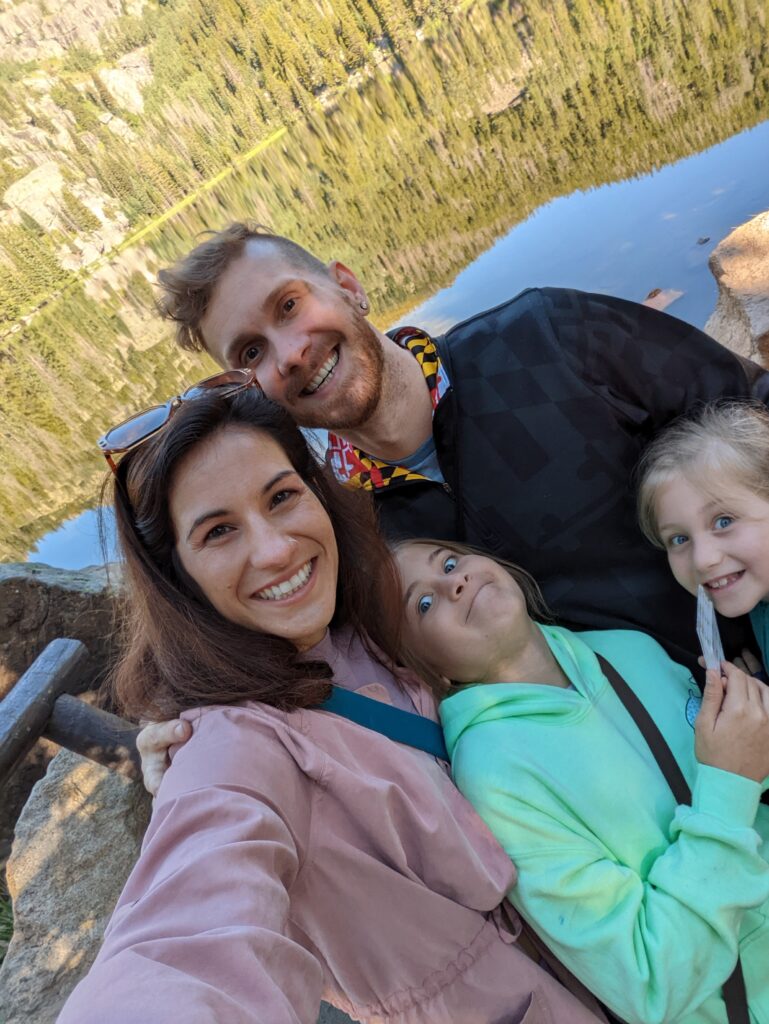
[{"left": 326, "top": 328, "right": 450, "bottom": 492}]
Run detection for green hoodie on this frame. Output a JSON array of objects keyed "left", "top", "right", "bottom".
[{"left": 441, "top": 625, "right": 769, "bottom": 1024}]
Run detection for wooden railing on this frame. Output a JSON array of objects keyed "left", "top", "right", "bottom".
[{"left": 0, "top": 639, "right": 140, "bottom": 787}]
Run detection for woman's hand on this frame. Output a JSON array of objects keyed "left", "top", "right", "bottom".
[
  {"left": 695, "top": 660, "right": 769, "bottom": 782},
  {"left": 136, "top": 719, "right": 192, "bottom": 795}
]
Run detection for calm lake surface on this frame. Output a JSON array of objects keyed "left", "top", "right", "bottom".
[{"left": 5, "top": 1, "right": 769, "bottom": 567}]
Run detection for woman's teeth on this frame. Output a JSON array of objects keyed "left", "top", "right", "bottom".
[
  {"left": 257, "top": 561, "right": 313, "bottom": 601},
  {"left": 302, "top": 351, "right": 339, "bottom": 395}
]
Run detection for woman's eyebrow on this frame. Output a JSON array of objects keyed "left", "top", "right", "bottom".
[
  {"left": 403, "top": 547, "right": 446, "bottom": 606},
  {"left": 187, "top": 508, "right": 228, "bottom": 541},
  {"left": 186, "top": 471, "right": 296, "bottom": 540}
]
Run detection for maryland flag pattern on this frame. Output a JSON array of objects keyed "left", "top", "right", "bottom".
[{"left": 326, "top": 328, "right": 449, "bottom": 492}]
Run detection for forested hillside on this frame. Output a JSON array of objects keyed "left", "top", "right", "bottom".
[{"left": 0, "top": 0, "right": 461, "bottom": 326}]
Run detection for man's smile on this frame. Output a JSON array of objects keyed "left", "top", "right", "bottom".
[{"left": 301, "top": 349, "right": 339, "bottom": 396}]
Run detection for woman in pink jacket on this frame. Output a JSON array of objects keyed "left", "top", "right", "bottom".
[{"left": 58, "top": 374, "right": 607, "bottom": 1024}]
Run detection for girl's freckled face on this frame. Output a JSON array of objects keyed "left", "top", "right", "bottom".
[
  {"left": 169, "top": 426, "right": 339, "bottom": 650},
  {"left": 395, "top": 543, "right": 529, "bottom": 683}
]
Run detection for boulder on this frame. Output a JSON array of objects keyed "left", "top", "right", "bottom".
[
  {"left": 2, "top": 161, "right": 64, "bottom": 230},
  {"left": 705, "top": 209, "right": 769, "bottom": 364},
  {"left": 97, "top": 48, "right": 152, "bottom": 114},
  {"left": 0, "top": 750, "right": 151, "bottom": 1024}
]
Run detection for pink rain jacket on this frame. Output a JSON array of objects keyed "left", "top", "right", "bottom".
[{"left": 58, "top": 630, "right": 606, "bottom": 1023}]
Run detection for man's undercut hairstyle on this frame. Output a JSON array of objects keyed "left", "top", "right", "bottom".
[
  {"left": 156, "top": 223, "right": 329, "bottom": 353},
  {"left": 637, "top": 400, "right": 769, "bottom": 548}
]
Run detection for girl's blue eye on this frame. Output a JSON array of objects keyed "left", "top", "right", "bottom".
[
  {"left": 417, "top": 594, "right": 433, "bottom": 615},
  {"left": 443, "top": 555, "right": 458, "bottom": 573},
  {"left": 668, "top": 534, "right": 688, "bottom": 548},
  {"left": 714, "top": 515, "right": 734, "bottom": 530}
]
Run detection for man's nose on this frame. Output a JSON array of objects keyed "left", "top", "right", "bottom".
[{"left": 275, "top": 333, "right": 312, "bottom": 378}]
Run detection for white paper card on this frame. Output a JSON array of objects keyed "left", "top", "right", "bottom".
[{"left": 696, "top": 584, "right": 725, "bottom": 671}]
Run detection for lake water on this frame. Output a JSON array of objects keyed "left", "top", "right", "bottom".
[{"left": 4, "top": 0, "right": 769, "bottom": 567}]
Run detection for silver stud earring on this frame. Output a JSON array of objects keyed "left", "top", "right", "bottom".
[{"left": 359, "top": 299, "right": 369, "bottom": 312}]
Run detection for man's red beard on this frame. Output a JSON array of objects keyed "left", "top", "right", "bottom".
[{"left": 287, "top": 313, "right": 386, "bottom": 432}]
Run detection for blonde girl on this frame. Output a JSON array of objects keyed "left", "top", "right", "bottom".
[{"left": 638, "top": 401, "right": 769, "bottom": 669}]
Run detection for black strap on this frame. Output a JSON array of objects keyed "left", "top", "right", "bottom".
[
  {"left": 596, "top": 654, "right": 750, "bottom": 1024},
  {"left": 316, "top": 685, "right": 448, "bottom": 760},
  {"left": 596, "top": 655, "right": 692, "bottom": 805}
]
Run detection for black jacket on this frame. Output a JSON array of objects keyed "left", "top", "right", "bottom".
[{"left": 375, "top": 287, "right": 768, "bottom": 672}]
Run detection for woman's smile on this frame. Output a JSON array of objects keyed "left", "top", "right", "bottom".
[{"left": 253, "top": 557, "right": 316, "bottom": 602}]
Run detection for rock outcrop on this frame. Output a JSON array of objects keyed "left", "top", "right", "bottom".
[
  {"left": 0, "top": 0, "right": 146, "bottom": 62},
  {"left": 0, "top": 750, "right": 151, "bottom": 1024},
  {"left": 705, "top": 209, "right": 769, "bottom": 365},
  {"left": 97, "top": 48, "right": 152, "bottom": 114},
  {"left": 0, "top": 562, "right": 120, "bottom": 697},
  {"left": 3, "top": 161, "right": 65, "bottom": 231}
]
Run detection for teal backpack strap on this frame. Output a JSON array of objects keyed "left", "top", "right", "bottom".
[{"left": 317, "top": 686, "right": 448, "bottom": 761}]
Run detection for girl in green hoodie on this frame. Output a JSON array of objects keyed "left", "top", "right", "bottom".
[{"left": 394, "top": 539, "right": 769, "bottom": 1024}]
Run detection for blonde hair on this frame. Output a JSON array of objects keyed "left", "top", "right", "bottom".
[
  {"left": 392, "top": 538, "right": 551, "bottom": 697},
  {"left": 638, "top": 401, "right": 769, "bottom": 548}
]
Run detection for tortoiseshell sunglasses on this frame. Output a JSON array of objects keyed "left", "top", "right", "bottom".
[{"left": 97, "top": 368, "right": 260, "bottom": 473}]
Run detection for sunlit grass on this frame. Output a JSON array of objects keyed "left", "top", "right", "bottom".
[{"left": 0, "top": 883, "right": 12, "bottom": 965}]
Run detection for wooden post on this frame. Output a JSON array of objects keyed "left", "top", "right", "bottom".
[
  {"left": 0, "top": 638, "right": 141, "bottom": 787},
  {"left": 45, "top": 695, "right": 141, "bottom": 780},
  {"left": 0, "top": 638, "right": 89, "bottom": 785}
]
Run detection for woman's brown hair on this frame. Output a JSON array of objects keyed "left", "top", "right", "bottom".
[{"left": 108, "top": 389, "right": 402, "bottom": 720}]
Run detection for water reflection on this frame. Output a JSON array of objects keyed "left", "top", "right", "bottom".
[
  {"left": 3, "top": 0, "right": 769, "bottom": 563},
  {"left": 26, "top": 508, "right": 117, "bottom": 570},
  {"left": 411, "top": 119, "right": 769, "bottom": 335}
]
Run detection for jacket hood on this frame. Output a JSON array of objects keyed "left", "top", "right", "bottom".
[{"left": 440, "top": 625, "right": 607, "bottom": 757}]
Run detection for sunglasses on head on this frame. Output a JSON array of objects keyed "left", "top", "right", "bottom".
[{"left": 97, "top": 368, "right": 261, "bottom": 473}]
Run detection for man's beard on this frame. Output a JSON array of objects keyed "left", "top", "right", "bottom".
[{"left": 290, "top": 314, "right": 385, "bottom": 432}]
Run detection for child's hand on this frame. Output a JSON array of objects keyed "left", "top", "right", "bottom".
[
  {"left": 137, "top": 719, "right": 192, "bottom": 795},
  {"left": 695, "top": 660, "right": 769, "bottom": 783},
  {"left": 698, "top": 648, "right": 763, "bottom": 675},
  {"left": 733, "top": 648, "right": 763, "bottom": 676}
]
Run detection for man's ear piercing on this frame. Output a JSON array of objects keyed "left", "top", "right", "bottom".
[{"left": 359, "top": 299, "right": 369, "bottom": 312}]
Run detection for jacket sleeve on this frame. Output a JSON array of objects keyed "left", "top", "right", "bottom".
[
  {"left": 459, "top": 759, "right": 769, "bottom": 1024},
  {"left": 537, "top": 288, "right": 769, "bottom": 435},
  {"left": 56, "top": 708, "right": 323, "bottom": 1024}
]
